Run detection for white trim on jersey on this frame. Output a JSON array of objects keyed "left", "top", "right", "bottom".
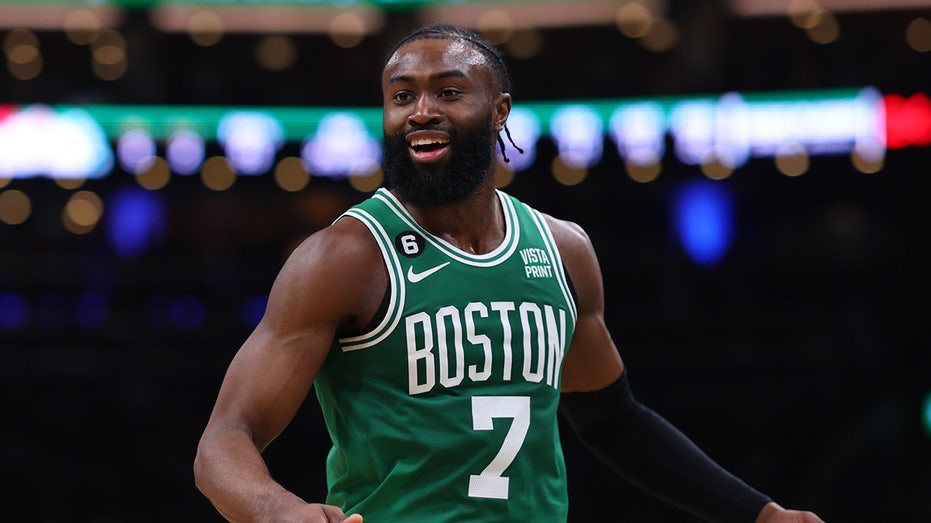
[
  {"left": 525, "top": 206, "right": 578, "bottom": 323},
  {"left": 373, "top": 188, "right": 522, "bottom": 267},
  {"left": 335, "top": 208, "right": 406, "bottom": 352}
]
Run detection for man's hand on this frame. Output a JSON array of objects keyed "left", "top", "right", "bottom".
[
  {"left": 756, "top": 501, "right": 824, "bottom": 523},
  {"left": 276, "top": 503, "right": 363, "bottom": 523},
  {"left": 316, "top": 505, "right": 363, "bottom": 523}
]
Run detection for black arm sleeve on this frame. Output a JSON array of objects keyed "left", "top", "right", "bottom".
[{"left": 559, "top": 371, "right": 771, "bottom": 523}]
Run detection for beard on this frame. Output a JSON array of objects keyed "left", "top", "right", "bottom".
[{"left": 383, "top": 114, "right": 496, "bottom": 207}]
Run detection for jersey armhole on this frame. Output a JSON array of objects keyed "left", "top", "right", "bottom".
[
  {"left": 333, "top": 210, "right": 406, "bottom": 352},
  {"left": 564, "top": 268, "right": 578, "bottom": 303},
  {"left": 337, "top": 284, "right": 391, "bottom": 339}
]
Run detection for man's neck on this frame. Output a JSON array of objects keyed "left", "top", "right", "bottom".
[{"left": 397, "top": 178, "right": 504, "bottom": 255}]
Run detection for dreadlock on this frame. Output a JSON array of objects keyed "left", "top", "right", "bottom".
[{"left": 384, "top": 24, "right": 525, "bottom": 163}]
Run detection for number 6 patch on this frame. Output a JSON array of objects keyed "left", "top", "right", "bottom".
[{"left": 394, "top": 231, "right": 425, "bottom": 258}]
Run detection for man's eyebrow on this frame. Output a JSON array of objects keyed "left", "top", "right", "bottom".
[{"left": 387, "top": 69, "right": 468, "bottom": 85}]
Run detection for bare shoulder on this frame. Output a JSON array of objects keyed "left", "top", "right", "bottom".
[
  {"left": 541, "top": 212, "right": 622, "bottom": 390},
  {"left": 540, "top": 213, "right": 605, "bottom": 309},
  {"left": 269, "top": 214, "right": 387, "bottom": 330},
  {"left": 284, "top": 215, "right": 382, "bottom": 275},
  {"left": 541, "top": 213, "right": 596, "bottom": 264}
]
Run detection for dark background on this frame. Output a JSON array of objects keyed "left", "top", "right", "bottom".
[{"left": 1, "top": 1, "right": 930, "bottom": 521}]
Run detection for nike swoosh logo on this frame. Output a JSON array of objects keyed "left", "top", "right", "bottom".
[{"left": 407, "top": 262, "right": 450, "bottom": 283}]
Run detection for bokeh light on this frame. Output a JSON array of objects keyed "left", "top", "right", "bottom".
[
  {"left": 4, "top": 28, "right": 42, "bottom": 80},
  {"left": 75, "top": 292, "right": 110, "bottom": 329},
  {"left": 136, "top": 156, "right": 172, "bottom": 190},
  {"left": 551, "top": 156, "right": 588, "bottom": 186},
  {"left": 63, "top": 190, "right": 104, "bottom": 234},
  {"left": 626, "top": 160, "right": 661, "bottom": 183},
  {"left": 616, "top": 2, "right": 654, "bottom": 38},
  {"left": 906, "top": 17, "right": 931, "bottom": 52},
  {"left": 256, "top": 35, "right": 297, "bottom": 71},
  {"left": 774, "top": 143, "right": 810, "bottom": 176},
  {"left": 188, "top": 10, "right": 224, "bottom": 46},
  {"left": 106, "top": 187, "right": 166, "bottom": 258},
  {"left": 478, "top": 9, "right": 514, "bottom": 45},
  {"left": 673, "top": 180, "right": 735, "bottom": 267},
  {"left": 348, "top": 169, "right": 383, "bottom": 193},
  {"left": 274, "top": 156, "right": 310, "bottom": 192},
  {"left": 201, "top": 156, "right": 237, "bottom": 191},
  {"left": 329, "top": 12, "right": 365, "bottom": 48},
  {"left": 0, "top": 189, "right": 32, "bottom": 225},
  {"left": 0, "top": 292, "right": 29, "bottom": 329},
  {"left": 63, "top": 9, "right": 102, "bottom": 45},
  {"left": 640, "top": 17, "right": 677, "bottom": 52},
  {"left": 166, "top": 128, "right": 205, "bottom": 175}
]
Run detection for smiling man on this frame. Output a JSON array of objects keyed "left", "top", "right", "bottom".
[
  {"left": 194, "top": 24, "right": 825, "bottom": 523},
  {"left": 381, "top": 34, "right": 507, "bottom": 207}
]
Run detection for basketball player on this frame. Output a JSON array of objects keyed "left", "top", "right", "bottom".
[{"left": 194, "top": 24, "right": 825, "bottom": 523}]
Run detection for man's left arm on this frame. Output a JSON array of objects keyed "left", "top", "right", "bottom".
[
  {"left": 559, "top": 368, "right": 824, "bottom": 523},
  {"left": 547, "top": 215, "right": 824, "bottom": 523}
]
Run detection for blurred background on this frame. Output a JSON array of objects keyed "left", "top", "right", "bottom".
[{"left": 1, "top": 0, "right": 930, "bottom": 521}]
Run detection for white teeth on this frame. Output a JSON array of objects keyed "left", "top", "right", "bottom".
[{"left": 409, "top": 138, "right": 449, "bottom": 147}]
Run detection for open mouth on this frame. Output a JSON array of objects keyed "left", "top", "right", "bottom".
[{"left": 408, "top": 136, "right": 451, "bottom": 163}]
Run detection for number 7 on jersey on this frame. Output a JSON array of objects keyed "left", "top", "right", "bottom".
[{"left": 468, "top": 396, "right": 531, "bottom": 500}]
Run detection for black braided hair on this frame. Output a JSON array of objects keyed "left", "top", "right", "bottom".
[{"left": 384, "top": 24, "right": 524, "bottom": 162}]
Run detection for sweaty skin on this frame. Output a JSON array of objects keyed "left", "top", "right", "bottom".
[{"left": 193, "top": 36, "right": 824, "bottom": 523}]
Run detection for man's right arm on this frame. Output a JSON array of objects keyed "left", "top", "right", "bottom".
[{"left": 193, "top": 218, "right": 380, "bottom": 522}]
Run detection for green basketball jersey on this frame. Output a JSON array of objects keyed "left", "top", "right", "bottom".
[{"left": 313, "top": 188, "right": 577, "bottom": 522}]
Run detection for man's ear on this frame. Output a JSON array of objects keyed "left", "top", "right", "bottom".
[{"left": 493, "top": 92, "right": 512, "bottom": 132}]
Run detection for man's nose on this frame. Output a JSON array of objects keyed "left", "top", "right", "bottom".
[{"left": 409, "top": 95, "right": 442, "bottom": 126}]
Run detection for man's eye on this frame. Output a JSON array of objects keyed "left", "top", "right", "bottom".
[
  {"left": 394, "top": 93, "right": 413, "bottom": 102},
  {"left": 439, "top": 89, "right": 460, "bottom": 97}
]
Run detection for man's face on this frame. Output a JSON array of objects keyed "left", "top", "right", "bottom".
[
  {"left": 381, "top": 37, "right": 511, "bottom": 206},
  {"left": 383, "top": 111, "right": 494, "bottom": 206}
]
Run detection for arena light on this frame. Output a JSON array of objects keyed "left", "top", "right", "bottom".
[
  {"left": 0, "top": 87, "right": 908, "bottom": 180},
  {"left": 149, "top": 1, "right": 385, "bottom": 34},
  {"left": 549, "top": 105, "right": 604, "bottom": 168},
  {"left": 609, "top": 101, "right": 666, "bottom": 167},
  {"left": 75, "top": 103, "right": 383, "bottom": 141},
  {"left": 668, "top": 88, "right": 883, "bottom": 167},
  {"left": 166, "top": 128, "right": 205, "bottom": 175},
  {"left": 496, "top": 106, "right": 540, "bottom": 172},
  {"left": 727, "top": 0, "right": 931, "bottom": 16},
  {"left": 106, "top": 187, "right": 166, "bottom": 258},
  {"left": 923, "top": 391, "right": 931, "bottom": 438},
  {"left": 0, "top": 292, "right": 29, "bottom": 329},
  {"left": 117, "top": 127, "right": 157, "bottom": 174},
  {"left": 300, "top": 112, "right": 381, "bottom": 178},
  {"left": 0, "top": 105, "right": 113, "bottom": 179},
  {"left": 673, "top": 180, "right": 735, "bottom": 267},
  {"left": 0, "top": 2, "right": 122, "bottom": 30},
  {"left": 670, "top": 98, "right": 719, "bottom": 165},
  {"left": 419, "top": 0, "right": 668, "bottom": 29},
  {"left": 883, "top": 92, "right": 931, "bottom": 149},
  {"left": 217, "top": 110, "right": 284, "bottom": 175},
  {"left": 0, "top": 188, "right": 31, "bottom": 225},
  {"left": 740, "top": 88, "right": 882, "bottom": 157}
]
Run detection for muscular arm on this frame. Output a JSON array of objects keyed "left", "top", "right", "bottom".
[
  {"left": 549, "top": 217, "right": 624, "bottom": 393},
  {"left": 547, "top": 216, "right": 823, "bottom": 523},
  {"left": 193, "top": 218, "right": 380, "bottom": 522}
]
